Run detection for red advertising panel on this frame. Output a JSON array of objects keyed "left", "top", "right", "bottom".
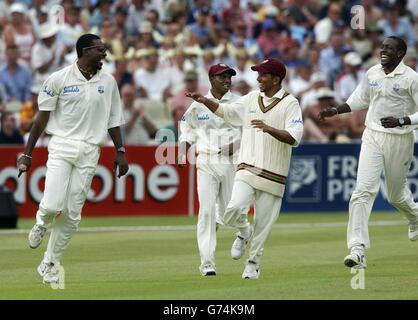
[{"left": 0, "top": 146, "right": 196, "bottom": 218}]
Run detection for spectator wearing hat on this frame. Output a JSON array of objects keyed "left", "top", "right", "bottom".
[
  {"left": 3, "top": 2, "right": 35, "bottom": 67},
  {"left": 304, "top": 87, "right": 348, "bottom": 142},
  {"left": 230, "top": 20, "right": 263, "bottom": 60},
  {"left": 178, "top": 63, "right": 241, "bottom": 277},
  {"left": 170, "top": 69, "right": 208, "bottom": 111},
  {"left": 300, "top": 71, "right": 327, "bottom": 111},
  {"left": 335, "top": 51, "right": 365, "bottom": 102},
  {"left": 136, "top": 21, "right": 159, "bottom": 49},
  {"left": 31, "top": 22, "right": 66, "bottom": 92},
  {"left": 0, "top": 44, "right": 33, "bottom": 103},
  {"left": 186, "top": 58, "right": 303, "bottom": 279},
  {"left": 233, "top": 49, "right": 258, "bottom": 90},
  {"left": 113, "top": 58, "right": 134, "bottom": 91},
  {"left": 133, "top": 47, "right": 173, "bottom": 102}
]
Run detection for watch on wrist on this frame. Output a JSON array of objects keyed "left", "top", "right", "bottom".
[
  {"left": 117, "top": 147, "right": 126, "bottom": 154},
  {"left": 399, "top": 117, "right": 405, "bottom": 127}
]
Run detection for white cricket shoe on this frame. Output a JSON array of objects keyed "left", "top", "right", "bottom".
[
  {"left": 242, "top": 262, "right": 260, "bottom": 279},
  {"left": 28, "top": 224, "right": 47, "bottom": 249},
  {"left": 37, "top": 261, "right": 59, "bottom": 284},
  {"left": 408, "top": 219, "right": 418, "bottom": 241},
  {"left": 344, "top": 246, "right": 367, "bottom": 269},
  {"left": 200, "top": 264, "right": 216, "bottom": 276},
  {"left": 231, "top": 226, "right": 253, "bottom": 260}
]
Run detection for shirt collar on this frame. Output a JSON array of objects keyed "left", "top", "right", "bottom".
[
  {"left": 260, "top": 87, "right": 286, "bottom": 99},
  {"left": 205, "top": 90, "right": 232, "bottom": 102},
  {"left": 73, "top": 62, "right": 102, "bottom": 82},
  {"left": 380, "top": 61, "right": 407, "bottom": 77}
]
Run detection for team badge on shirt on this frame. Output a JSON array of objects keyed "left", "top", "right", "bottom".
[
  {"left": 392, "top": 83, "right": 400, "bottom": 92},
  {"left": 98, "top": 86, "right": 104, "bottom": 94}
]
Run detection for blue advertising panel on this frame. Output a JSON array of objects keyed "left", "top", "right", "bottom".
[{"left": 282, "top": 143, "right": 418, "bottom": 212}]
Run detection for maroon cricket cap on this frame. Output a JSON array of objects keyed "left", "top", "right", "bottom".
[
  {"left": 251, "top": 58, "right": 286, "bottom": 79},
  {"left": 208, "top": 63, "right": 236, "bottom": 77}
]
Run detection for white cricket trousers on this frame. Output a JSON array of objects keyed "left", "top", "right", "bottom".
[
  {"left": 35, "top": 136, "right": 100, "bottom": 265},
  {"left": 348, "top": 128, "right": 418, "bottom": 249},
  {"left": 223, "top": 180, "right": 282, "bottom": 265},
  {"left": 196, "top": 155, "right": 236, "bottom": 270}
]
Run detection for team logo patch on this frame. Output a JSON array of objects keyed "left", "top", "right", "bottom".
[
  {"left": 287, "top": 156, "right": 321, "bottom": 203},
  {"left": 98, "top": 86, "right": 104, "bottom": 94},
  {"left": 42, "top": 86, "right": 55, "bottom": 97},
  {"left": 393, "top": 83, "right": 400, "bottom": 92}
]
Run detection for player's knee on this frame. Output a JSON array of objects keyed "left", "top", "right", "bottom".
[
  {"left": 39, "top": 204, "right": 62, "bottom": 216},
  {"left": 350, "top": 187, "right": 375, "bottom": 204},
  {"left": 223, "top": 205, "right": 242, "bottom": 226}
]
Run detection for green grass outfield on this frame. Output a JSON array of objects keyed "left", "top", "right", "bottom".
[{"left": 1, "top": 211, "right": 418, "bottom": 300}]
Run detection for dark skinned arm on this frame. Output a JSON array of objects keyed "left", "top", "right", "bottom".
[
  {"left": 17, "top": 111, "right": 50, "bottom": 177},
  {"left": 108, "top": 126, "right": 129, "bottom": 178},
  {"left": 177, "top": 141, "right": 191, "bottom": 168},
  {"left": 318, "top": 103, "right": 352, "bottom": 121}
]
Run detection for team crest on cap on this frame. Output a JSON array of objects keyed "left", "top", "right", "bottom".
[
  {"left": 219, "top": 63, "right": 227, "bottom": 67},
  {"left": 98, "top": 86, "right": 104, "bottom": 94},
  {"left": 261, "top": 60, "right": 269, "bottom": 64}
]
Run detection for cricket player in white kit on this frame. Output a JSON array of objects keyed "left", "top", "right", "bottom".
[
  {"left": 178, "top": 64, "right": 242, "bottom": 276},
  {"left": 17, "top": 34, "right": 129, "bottom": 284},
  {"left": 319, "top": 36, "right": 418, "bottom": 269},
  {"left": 187, "top": 58, "right": 304, "bottom": 279}
]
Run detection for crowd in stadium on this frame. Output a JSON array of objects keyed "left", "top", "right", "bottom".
[{"left": 1, "top": 0, "right": 418, "bottom": 146}]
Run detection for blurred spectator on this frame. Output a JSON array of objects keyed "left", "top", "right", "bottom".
[
  {"left": 300, "top": 72, "right": 327, "bottom": 111},
  {"left": 89, "top": 0, "right": 113, "bottom": 29},
  {"left": 363, "top": 0, "right": 383, "bottom": 29},
  {"left": 304, "top": 87, "right": 348, "bottom": 142},
  {"left": 286, "top": 0, "right": 319, "bottom": 30},
  {"left": 346, "top": 109, "right": 367, "bottom": 141},
  {"left": 134, "top": 47, "right": 173, "bottom": 102},
  {"left": 126, "top": 0, "right": 148, "bottom": 37},
  {"left": 319, "top": 31, "right": 350, "bottom": 88},
  {"left": 0, "top": 111, "right": 24, "bottom": 144},
  {"left": 114, "top": 6, "right": 129, "bottom": 40},
  {"left": 31, "top": 23, "right": 66, "bottom": 93},
  {"left": 0, "top": 44, "right": 32, "bottom": 103},
  {"left": 19, "top": 86, "right": 39, "bottom": 134},
  {"left": 57, "top": 5, "right": 85, "bottom": 49},
  {"left": 146, "top": 8, "right": 165, "bottom": 36},
  {"left": 161, "top": 105, "right": 186, "bottom": 143},
  {"left": 121, "top": 84, "right": 157, "bottom": 145},
  {"left": 0, "top": 0, "right": 14, "bottom": 30},
  {"left": 113, "top": 58, "right": 134, "bottom": 90},
  {"left": 377, "top": 2, "right": 416, "bottom": 46},
  {"left": 314, "top": 1, "right": 344, "bottom": 46},
  {"left": 188, "top": 6, "right": 217, "bottom": 49},
  {"left": 163, "top": 0, "right": 189, "bottom": 24},
  {"left": 233, "top": 49, "right": 258, "bottom": 89},
  {"left": 3, "top": 3, "right": 35, "bottom": 67},
  {"left": 170, "top": 70, "right": 208, "bottom": 110},
  {"left": 230, "top": 20, "right": 262, "bottom": 60},
  {"left": 288, "top": 61, "right": 313, "bottom": 99},
  {"left": 335, "top": 52, "right": 365, "bottom": 102},
  {"left": 136, "top": 21, "right": 159, "bottom": 49},
  {"left": 232, "top": 79, "right": 251, "bottom": 96},
  {"left": 257, "top": 18, "right": 281, "bottom": 57},
  {"left": 404, "top": 48, "right": 418, "bottom": 71}
]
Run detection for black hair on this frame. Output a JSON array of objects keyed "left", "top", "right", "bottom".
[
  {"left": 76, "top": 33, "right": 100, "bottom": 58},
  {"left": 387, "top": 36, "right": 407, "bottom": 58}
]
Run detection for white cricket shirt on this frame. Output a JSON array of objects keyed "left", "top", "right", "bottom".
[
  {"left": 215, "top": 88, "right": 304, "bottom": 197},
  {"left": 347, "top": 61, "right": 418, "bottom": 134},
  {"left": 38, "top": 63, "right": 125, "bottom": 145},
  {"left": 179, "top": 90, "right": 241, "bottom": 157}
]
